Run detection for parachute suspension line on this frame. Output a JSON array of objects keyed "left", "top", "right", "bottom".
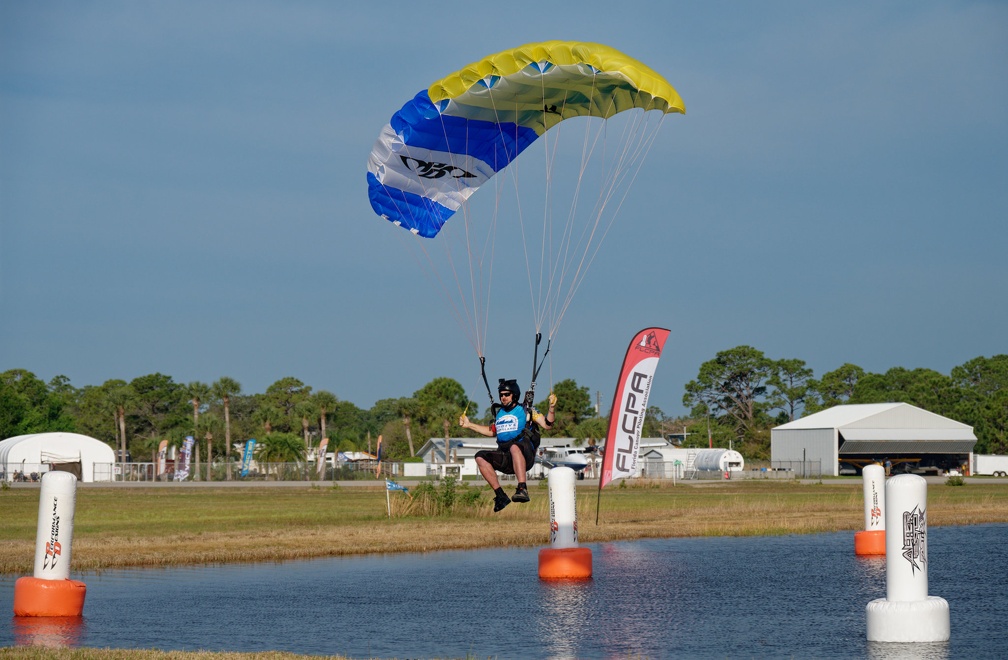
[
  {"left": 549, "top": 93, "right": 669, "bottom": 334},
  {"left": 431, "top": 112, "right": 486, "bottom": 358},
  {"left": 543, "top": 71, "right": 609, "bottom": 339},
  {"left": 395, "top": 229, "right": 481, "bottom": 358}
]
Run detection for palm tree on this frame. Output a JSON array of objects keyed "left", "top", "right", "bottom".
[
  {"left": 313, "top": 390, "right": 339, "bottom": 445},
  {"left": 199, "top": 411, "right": 223, "bottom": 481},
  {"left": 294, "top": 399, "right": 318, "bottom": 452},
  {"left": 257, "top": 432, "right": 305, "bottom": 478},
  {"left": 212, "top": 377, "right": 242, "bottom": 480},
  {"left": 104, "top": 380, "right": 132, "bottom": 471},
  {"left": 398, "top": 398, "right": 419, "bottom": 457},
  {"left": 186, "top": 381, "right": 211, "bottom": 479}
]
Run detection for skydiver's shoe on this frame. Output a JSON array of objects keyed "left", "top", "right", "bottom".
[
  {"left": 512, "top": 483, "right": 530, "bottom": 503},
  {"left": 493, "top": 490, "right": 511, "bottom": 512}
]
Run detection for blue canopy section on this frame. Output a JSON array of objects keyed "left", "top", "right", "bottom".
[
  {"left": 366, "top": 171, "right": 453, "bottom": 238},
  {"left": 367, "top": 90, "right": 539, "bottom": 238}
]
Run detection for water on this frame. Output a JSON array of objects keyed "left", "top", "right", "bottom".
[{"left": 3, "top": 524, "right": 1007, "bottom": 658}]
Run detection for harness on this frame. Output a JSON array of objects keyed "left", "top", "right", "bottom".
[{"left": 479, "top": 333, "right": 550, "bottom": 454}]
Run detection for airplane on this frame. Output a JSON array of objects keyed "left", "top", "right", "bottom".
[{"left": 537, "top": 444, "right": 599, "bottom": 478}]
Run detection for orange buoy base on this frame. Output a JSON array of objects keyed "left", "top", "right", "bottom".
[
  {"left": 854, "top": 529, "right": 886, "bottom": 556},
  {"left": 13, "top": 577, "right": 87, "bottom": 617},
  {"left": 538, "top": 547, "right": 592, "bottom": 580}
]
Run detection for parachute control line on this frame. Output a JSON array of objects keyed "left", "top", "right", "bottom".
[
  {"left": 13, "top": 471, "right": 87, "bottom": 617},
  {"left": 538, "top": 466, "right": 592, "bottom": 580}
]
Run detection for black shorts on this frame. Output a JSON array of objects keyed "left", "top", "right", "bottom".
[{"left": 475, "top": 438, "right": 536, "bottom": 475}]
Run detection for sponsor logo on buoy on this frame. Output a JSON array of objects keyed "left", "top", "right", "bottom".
[
  {"left": 901, "top": 505, "right": 927, "bottom": 574},
  {"left": 43, "top": 498, "right": 61, "bottom": 570}
]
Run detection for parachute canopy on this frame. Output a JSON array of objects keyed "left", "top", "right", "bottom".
[{"left": 367, "top": 41, "right": 685, "bottom": 238}]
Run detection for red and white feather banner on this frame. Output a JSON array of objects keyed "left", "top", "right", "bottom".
[{"left": 599, "top": 327, "right": 671, "bottom": 490}]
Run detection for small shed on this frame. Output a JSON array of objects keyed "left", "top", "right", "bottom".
[
  {"left": 771, "top": 403, "right": 976, "bottom": 477},
  {"left": 0, "top": 432, "right": 116, "bottom": 482}
]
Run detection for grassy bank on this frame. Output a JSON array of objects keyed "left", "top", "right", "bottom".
[{"left": 3, "top": 479, "right": 1007, "bottom": 575}]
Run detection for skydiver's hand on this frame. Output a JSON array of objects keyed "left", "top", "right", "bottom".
[
  {"left": 459, "top": 414, "right": 469, "bottom": 428},
  {"left": 548, "top": 392, "right": 557, "bottom": 408}
]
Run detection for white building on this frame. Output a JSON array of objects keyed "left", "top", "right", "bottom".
[
  {"left": 413, "top": 437, "right": 743, "bottom": 481},
  {"left": 0, "top": 432, "right": 116, "bottom": 482},
  {"left": 771, "top": 403, "right": 976, "bottom": 477}
]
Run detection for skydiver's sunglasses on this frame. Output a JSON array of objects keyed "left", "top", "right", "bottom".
[{"left": 499, "top": 392, "right": 513, "bottom": 398}]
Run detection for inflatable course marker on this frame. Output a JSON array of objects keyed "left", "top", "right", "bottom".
[
  {"left": 855, "top": 464, "right": 886, "bottom": 556},
  {"left": 865, "top": 474, "right": 950, "bottom": 643},
  {"left": 538, "top": 467, "right": 592, "bottom": 580},
  {"left": 13, "top": 471, "right": 87, "bottom": 617}
]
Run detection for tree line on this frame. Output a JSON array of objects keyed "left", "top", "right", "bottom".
[
  {"left": 2, "top": 349, "right": 1005, "bottom": 466},
  {"left": 682, "top": 347, "right": 1007, "bottom": 459},
  {"left": 0, "top": 370, "right": 605, "bottom": 467}
]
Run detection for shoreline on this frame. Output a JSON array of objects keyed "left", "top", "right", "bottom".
[{"left": 3, "top": 478, "right": 1008, "bottom": 575}]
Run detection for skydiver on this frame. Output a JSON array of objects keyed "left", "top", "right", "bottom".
[{"left": 459, "top": 378, "right": 557, "bottom": 512}]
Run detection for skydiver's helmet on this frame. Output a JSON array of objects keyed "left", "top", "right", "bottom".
[{"left": 498, "top": 378, "right": 521, "bottom": 403}]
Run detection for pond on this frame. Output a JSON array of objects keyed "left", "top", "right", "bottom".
[{"left": 3, "top": 524, "right": 1007, "bottom": 658}]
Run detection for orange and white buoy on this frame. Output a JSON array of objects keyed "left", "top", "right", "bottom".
[
  {"left": 13, "top": 471, "right": 87, "bottom": 617},
  {"left": 538, "top": 467, "right": 591, "bottom": 580},
  {"left": 854, "top": 464, "right": 886, "bottom": 556}
]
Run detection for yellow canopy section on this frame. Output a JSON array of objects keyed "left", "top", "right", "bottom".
[{"left": 428, "top": 40, "right": 685, "bottom": 116}]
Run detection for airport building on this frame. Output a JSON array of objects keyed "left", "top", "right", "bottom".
[{"left": 771, "top": 403, "right": 976, "bottom": 477}]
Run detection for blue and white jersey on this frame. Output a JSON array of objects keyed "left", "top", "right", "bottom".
[{"left": 494, "top": 405, "right": 529, "bottom": 443}]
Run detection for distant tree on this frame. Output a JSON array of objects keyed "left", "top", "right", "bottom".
[
  {"left": 72, "top": 383, "right": 119, "bottom": 445},
  {"left": 683, "top": 346, "right": 773, "bottom": 440},
  {"left": 805, "top": 363, "right": 865, "bottom": 414},
  {"left": 129, "top": 373, "right": 186, "bottom": 457},
  {"left": 546, "top": 379, "right": 593, "bottom": 436},
  {"left": 262, "top": 377, "right": 311, "bottom": 434},
  {"left": 256, "top": 432, "right": 305, "bottom": 476},
  {"left": 294, "top": 398, "right": 318, "bottom": 450},
  {"left": 185, "top": 381, "right": 211, "bottom": 457},
  {"left": 106, "top": 380, "right": 132, "bottom": 462},
  {"left": 212, "top": 377, "right": 242, "bottom": 480},
  {"left": 0, "top": 369, "right": 75, "bottom": 437},
  {"left": 313, "top": 390, "right": 339, "bottom": 445},
  {"left": 767, "top": 358, "right": 813, "bottom": 422},
  {"left": 951, "top": 355, "right": 1008, "bottom": 453}
]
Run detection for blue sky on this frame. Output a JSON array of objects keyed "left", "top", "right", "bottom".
[{"left": 2, "top": 1, "right": 1006, "bottom": 418}]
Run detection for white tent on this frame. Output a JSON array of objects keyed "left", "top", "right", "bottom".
[{"left": 0, "top": 432, "right": 116, "bottom": 483}]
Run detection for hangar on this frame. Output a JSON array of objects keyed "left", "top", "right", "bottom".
[
  {"left": 0, "top": 432, "right": 116, "bottom": 482},
  {"left": 771, "top": 403, "right": 976, "bottom": 477}
]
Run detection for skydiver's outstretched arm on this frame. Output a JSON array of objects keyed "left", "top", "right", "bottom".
[
  {"left": 531, "top": 392, "right": 558, "bottom": 430},
  {"left": 459, "top": 414, "right": 494, "bottom": 437}
]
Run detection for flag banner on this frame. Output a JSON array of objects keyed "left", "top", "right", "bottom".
[
  {"left": 240, "top": 439, "right": 256, "bottom": 477},
  {"left": 175, "top": 436, "right": 195, "bottom": 481},
  {"left": 599, "top": 327, "right": 671, "bottom": 489},
  {"left": 157, "top": 439, "right": 168, "bottom": 477},
  {"left": 386, "top": 479, "right": 409, "bottom": 493},
  {"left": 374, "top": 435, "right": 383, "bottom": 478},
  {"left": 317, "top": 438, "right": 329, "bottom": 478}
]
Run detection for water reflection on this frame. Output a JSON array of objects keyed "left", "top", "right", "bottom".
[
  {"left": 538, "top": 581, "right": 591, "bottom": 659},
  {"left": 867, "top": 641, "right": 950, "bottom": 660},
  {"left": 11, "top": 616, "right": 84, "bottom": 648}
]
